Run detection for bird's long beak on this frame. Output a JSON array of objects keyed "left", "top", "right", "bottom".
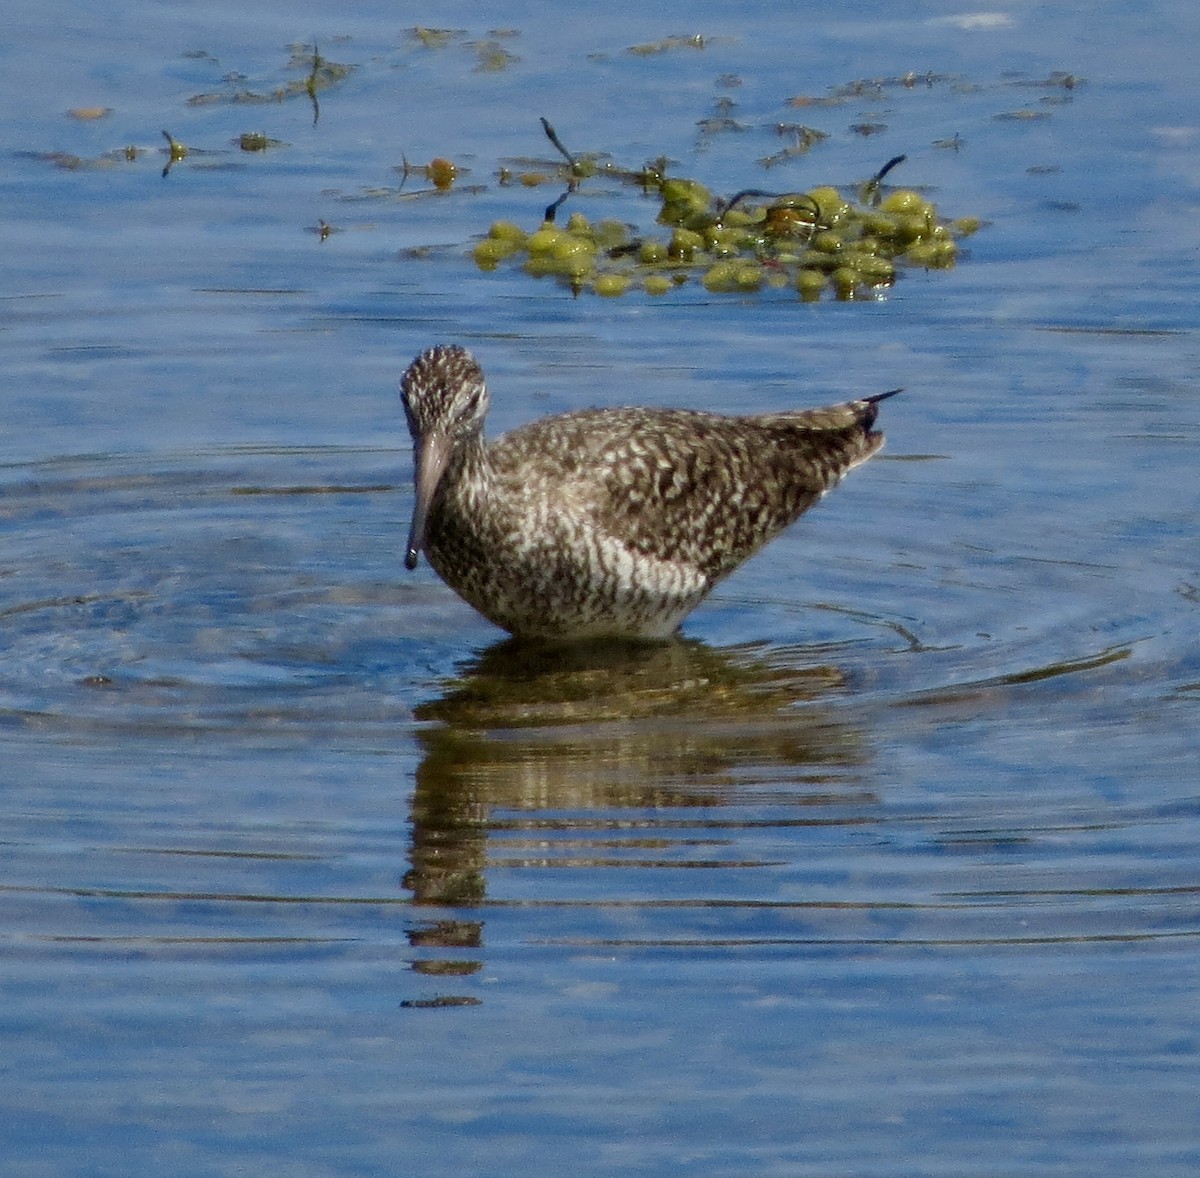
[{"left": 404, "top": 430, "right": 452, "bottom": 570}]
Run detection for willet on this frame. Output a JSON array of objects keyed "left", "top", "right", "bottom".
[{"left": 401, "top": 344, "right": 898, "bottom": 640}]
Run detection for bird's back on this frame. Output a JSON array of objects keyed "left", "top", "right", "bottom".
[{"left": 489, "top": 400, "right": 886, "bottom": 584}]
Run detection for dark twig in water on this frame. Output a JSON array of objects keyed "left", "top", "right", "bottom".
[
  {"left": 540, "top": 118, "right": 584, "bottom": 221},
  {"left": 540, "top": 117, "right": 577, "bottom": 170},
  {"left": 721, "top": 155, "right": 906, "bottom": 221},
  {"left": 305, "top": 44, "right": 323, "bottom": 125},
  {"left": 722, "top": 188, "right": 783, "bottom": 210},
  {"left": 718, "top": 188, "right": 820, "bottom": 227},
  {"left": 543, "top": 188, "right": 572, "bottom": 223},
  {"left": 861, "top": 153, "right": 907, "bottom": 203}
]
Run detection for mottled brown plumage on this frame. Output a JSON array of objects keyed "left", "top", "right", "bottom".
[{"left": 401, "top": 344, "right": 897, "bottom": 640}]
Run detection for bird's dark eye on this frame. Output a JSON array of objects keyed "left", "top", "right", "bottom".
[{"left": 455, "top": 388, "right": 483, "bottom": 424}]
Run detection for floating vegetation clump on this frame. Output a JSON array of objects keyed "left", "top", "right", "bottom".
[
  {"left": 407, "top": 27, "right": 520, "bottom": 72},
  {"left": 758, "top": 124, "right": 829, "bottom": 168},
  {"left": 161, "top": 129, "right": 189, "bottom": 176},
  {"left": 408, "top": 27, "right": 468, "bottom": 49},
  {"left": 236, "top": 131, "right": 286, "bottom": 152},
  {"left": 468, "top": 38, "right": 520, "bottom": 73},
  {"left": 626, "top": 34, "right": 712, "bottom": 56},
  {"left": 472, "top": 123, "right": 981, "bottom": 301},
  {"left": 185, "top": 44, "right": 352, "bottom": 118}
]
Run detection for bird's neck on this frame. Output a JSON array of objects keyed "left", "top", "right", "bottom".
[{"left": 444, "top": 429, "right": 492, "bottom": 506}]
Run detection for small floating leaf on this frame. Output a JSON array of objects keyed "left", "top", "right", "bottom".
[
  {"left": 427, "top": 156, "right": 457, "bottom": 189},
  {"left": 237, "top": 131, "right": 284, "bottom": 151}
]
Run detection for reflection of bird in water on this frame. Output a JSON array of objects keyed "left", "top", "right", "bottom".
[
  {"left": 404, "top": 637, "right": 876, "bottom": 910},
  {"left": 416, "top": 635, "right": 850, "bottom": 730},
  {"left": 401, "top": 344, "right": 899, "bottom": 640}
]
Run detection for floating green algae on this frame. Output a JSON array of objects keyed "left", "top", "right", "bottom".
[{"left": 472, "top": 128, "right": 980, "bottom": 301}]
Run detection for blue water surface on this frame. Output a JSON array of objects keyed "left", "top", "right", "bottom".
[{"left": 2, "top": 0, "right": 1199, "bottom": 1174}]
